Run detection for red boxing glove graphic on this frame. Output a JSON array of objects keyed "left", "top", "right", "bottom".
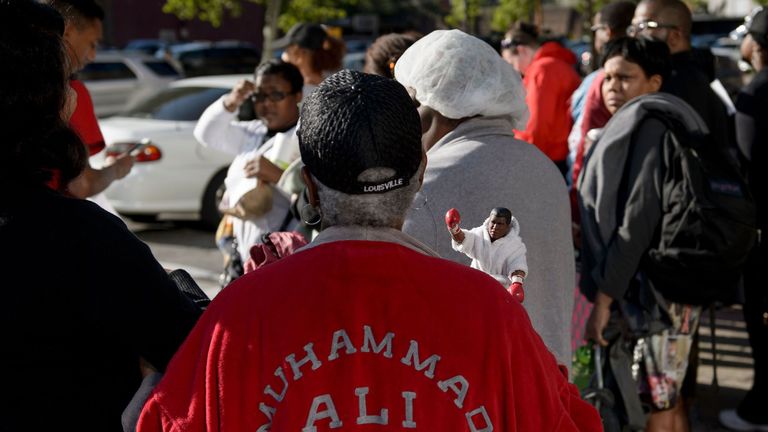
[
  {"left": 508, "top": 274, "right": 525, "bottom": 303},
  {"left": 445, "top": 208, "right": 461, "bottom": 234},
  {"left": 509, "top": 282, "right": 524, "bottom": 303}
]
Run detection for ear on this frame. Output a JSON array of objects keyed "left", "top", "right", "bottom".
[
  {"left": 754, "top": 42, "right": 767, "bottom": 62},
  {"left": 301, "top": 166, "right": 320, "bottom": 207},
  {"left": 417, "top": 152, "right": 427, "bottom": 188},
  {"left": 669, "top": 28, "right": 688, "bottom": 52},
  {"left": 63, "top": 22, "right": 75, "bottom": 38},
  {"left": 648, "top": 74, "right": 663, "bottom": 93}
]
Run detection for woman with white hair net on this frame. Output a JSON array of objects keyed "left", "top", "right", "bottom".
[{"left": 397, "top": 29, "right": 576, "bottom": 366}]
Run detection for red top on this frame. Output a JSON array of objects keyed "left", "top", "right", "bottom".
[
  {"left": 138, "top": 240, "right": 601, "bottom": 431},
  {"left": 515, "top": 42, "right": 582, "bottom": 162},
  {"left": 69, "top": 79, "right": 105, "bottom": 156},
  {"left": 572, "top": 71, "right": 611, "bottom": 188},
  {"left": 570, "top": 71, "right": 612, "bottom": 222}
]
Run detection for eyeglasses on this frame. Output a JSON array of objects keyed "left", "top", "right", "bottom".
[
  {"left": 627, "top": 20, "right": 678, "bottom": 36},
  {"left": 590, "top": 24, "right": 608, "bottom": 32},
  {"left": 250, "top": 91, "right": 289, "bottom": 103}
]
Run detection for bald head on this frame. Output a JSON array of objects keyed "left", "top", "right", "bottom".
[
  {"left": 634, "top": 0, "right": 692, "bottom": 53},
  {"left": 594, "top": 1, "right": 636, "bottom": 53},
  {"left": 600, "top": 1, "right": 636, "bottom": 34}
]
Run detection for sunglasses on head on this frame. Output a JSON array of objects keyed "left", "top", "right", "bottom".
[
  {"left": 500, "top": 38, "right": 521, "bottom": 50},
  {"left": 250, "top": 91, "right": 289, "bottom": 103}
]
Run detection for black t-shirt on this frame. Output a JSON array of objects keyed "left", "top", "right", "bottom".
[
  {"left": 736, "top": 68, "right": 768, "bottom": 231},
  {"left": 663, "top": 50, "right": 734, "bottom": 154},
  {"left": 0, "top": 187, "right": 201, "bottom": 431}
]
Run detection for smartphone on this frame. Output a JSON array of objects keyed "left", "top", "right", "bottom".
[{"left": 121, "top": 143, "right": 143, "bottom": 156}]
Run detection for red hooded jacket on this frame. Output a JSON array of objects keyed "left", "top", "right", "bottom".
[{"left": 515, "top": 42, "right": 582, "bottom": 163}]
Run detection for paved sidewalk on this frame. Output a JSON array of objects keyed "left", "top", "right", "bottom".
[{"left": 692, "top": 305, "right": 753, "bottom": 431}]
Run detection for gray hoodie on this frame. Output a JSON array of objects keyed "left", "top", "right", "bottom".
[
  {"left": 578, "top": 93, "right": 708, "bottom": 301},
  {"left": 403, "top": 115, "right": 575, "bottom": 365}
]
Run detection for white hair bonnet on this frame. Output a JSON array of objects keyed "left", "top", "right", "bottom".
[{"left": 394, "top": 29, "right": 529, "bottom": 129}]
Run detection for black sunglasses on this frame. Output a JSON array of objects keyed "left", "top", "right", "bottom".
[{"left": 250, "top": 91, "right": 290, "bottom": 103}]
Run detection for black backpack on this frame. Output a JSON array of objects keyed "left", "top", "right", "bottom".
[{"left": 643, "top": 116, "right": 758, "bottom": 305}]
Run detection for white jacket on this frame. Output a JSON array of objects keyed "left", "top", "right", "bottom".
[
  {"left": 194, "top": 97, "right": 300, "bottom": 259},
  {"left": 452, "top": 217, "right": 528, "bottom": 286}
]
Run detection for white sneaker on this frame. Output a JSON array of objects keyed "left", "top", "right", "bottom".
[{"left": 719, "top": 409, "right": 768, "bottom": 431}]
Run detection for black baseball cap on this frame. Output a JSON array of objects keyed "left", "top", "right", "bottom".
[
  {"left": 272, "top": 23, "right": 327, "bottom": 50},
  {"left": 298, "top": 70, "right": 423, "bottom": 195},
  {"left": 748, "top": 8, "right": 768, "bottom": 46}
]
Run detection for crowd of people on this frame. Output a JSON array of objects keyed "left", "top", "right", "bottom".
[{"left": 1, "top": 0, "right": 766, "bottom": 430}]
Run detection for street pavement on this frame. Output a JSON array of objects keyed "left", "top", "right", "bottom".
[
  {"left": 129, "top": 221, "right": 223, "bottom": 299},
  {"left": 131, "top": 221, "right": 756, "bottom": 431},
  {"left": 693, "top": 305, "right": 753, "bottom": 431}
]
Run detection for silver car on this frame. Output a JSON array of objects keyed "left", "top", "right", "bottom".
[
  {"left": 91, "top": 75, "right": 248, "bottom": 227},
  {"left": 80, "top": 51, "right": 181, "bottom": 117}
]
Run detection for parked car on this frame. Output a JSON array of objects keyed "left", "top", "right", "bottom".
[
  {"left": 689, "top": 15, "right": 755, "bottom": 101},
  {"left": 343, "top": 37, "right": 373, "bottom": 54},
  {"left": 691, "top": 15, "right": 745, "bottom": 48},
  {"left": 91, "top": 75, "right": 249, "bottom": 226},
  {"left": 163, "top": 41, "right": 261, "bottom": 77},
  {"left": 343, "top": 51, "right": 366, "bottom": 71},
  {"left": 79, "top": 51, "right": 181, "bottom": 117},
  {"left": 124, "top": 38, "right": 173, "bottom": 56}
]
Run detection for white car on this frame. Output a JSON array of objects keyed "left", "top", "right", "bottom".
[
  {"left": 92, "top": 75, "right": 250, "bottom": 227},
  {"left": 81, "top": 51, "right": 181, "bottom": 117}
]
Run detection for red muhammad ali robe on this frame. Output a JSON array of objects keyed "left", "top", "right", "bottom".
[{"left": 138, "top": 227, "right": 600, "bottom": 432}]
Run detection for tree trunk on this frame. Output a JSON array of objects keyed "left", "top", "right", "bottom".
[{"left": 262, "top": 0, "right": 283, "bottom": 62}]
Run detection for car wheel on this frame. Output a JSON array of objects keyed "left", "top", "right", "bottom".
[{"left": 200, "top": 168, "right": 228, "bottom": 229}]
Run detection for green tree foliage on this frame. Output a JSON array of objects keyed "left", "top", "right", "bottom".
[
  {"left": 278, "top": 0, "right": 406, "bottom": 30},
  {"left": 445, "top": 0, "right": 482, "bottom": 31},
  {"left": 163, "top": 0, "right": 408, "bottom": 32},
  {"left": 277, "top": 0, "right": 350, "bottom": 31},
  {"left": 162, "top": 0, "right": 424, "bottom": 60},
  {"left": 163, "top": 0, "right": 352, "bottom": 31},
  {"left": 573, "top": 0, "right": 610, "bottom": 15},
  {"left": 490, "top": 0, "right": 533, "bottom": 33},
  {"left": 163, "top": 0, "right": 251, "bottom": 28}
]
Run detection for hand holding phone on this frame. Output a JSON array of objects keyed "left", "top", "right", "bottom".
[{"left": 121, "top": 143, "right": 142, "bottom": 157}]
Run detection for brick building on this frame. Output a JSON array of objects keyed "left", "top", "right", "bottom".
[{"left": 99, "top": 0, "right": 265, "bottom": 49}]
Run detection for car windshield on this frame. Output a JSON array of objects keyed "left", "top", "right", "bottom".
[{"left": 123, "top": 86, "right": 229, "bottom": 121}]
